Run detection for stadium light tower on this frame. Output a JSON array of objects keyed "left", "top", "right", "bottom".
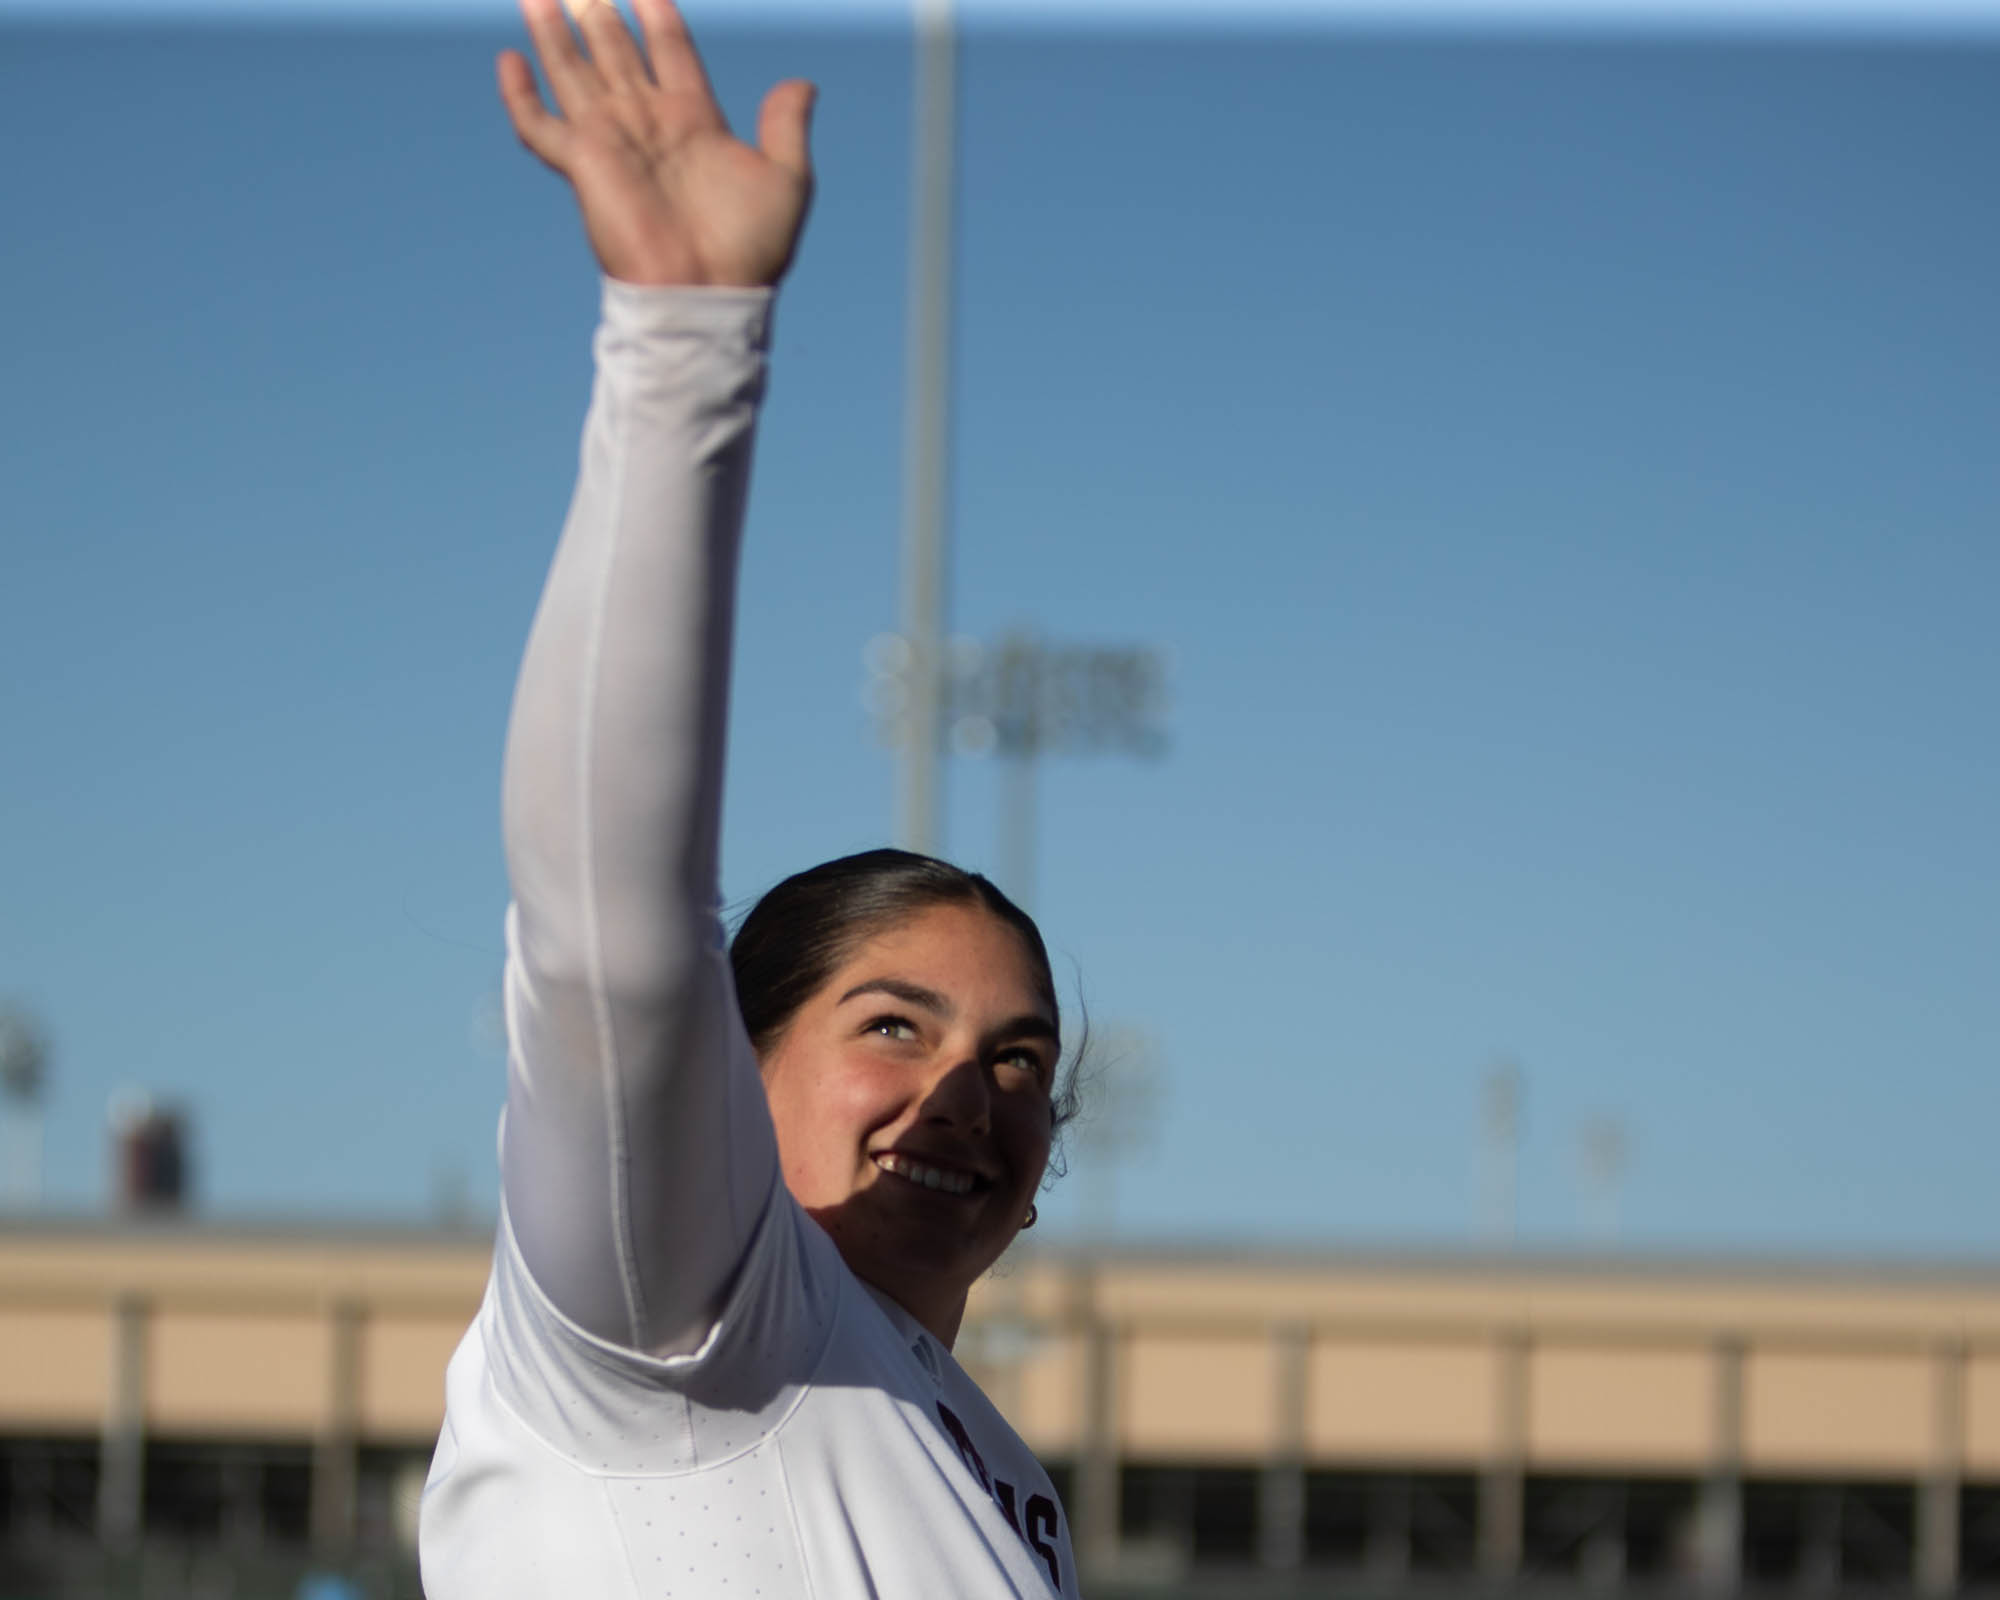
[
  {"left": 1480, "top": 1060, "right": 1522, "bottom": 1247},
  {"left": 0, "top": 1006, "right": 49, "bottom": 1211},
  {"left": 1069, "top": 1024, "right": 1166, "bottom": 1237},
  {"left": 1579, "top": 1115, "right": 1630, "bottom": 1243},
  {"left": 897, "top": 0, "right": 959, "bottom": 854}
]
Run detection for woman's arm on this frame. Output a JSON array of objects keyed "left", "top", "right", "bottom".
[{"left": 492, "top": 0, "right": 815, "bottom": 1354}]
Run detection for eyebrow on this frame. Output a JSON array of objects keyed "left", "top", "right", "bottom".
[
  {"left": 838, "top": 977, "right": 1060, "bottom": 1047},
  {"left": 839, "top": 977, "right": 952, "bottom": 1015}
]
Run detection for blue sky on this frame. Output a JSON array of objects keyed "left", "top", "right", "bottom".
[
  {"left": 2, "top": 6, "right": 1996, "bottom": 1257},
  {"left": 13, "top": 0, "right": 2000, "bottom": 27}
]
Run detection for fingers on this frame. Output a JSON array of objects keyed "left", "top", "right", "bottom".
[
  {"left": 520, "top": 0, "right": 722, "bottom": 136},
  {"left": 519, "top": 0, "right": 594, "bottom": 116},
  {"left": 496, "top": 49, "right": 573, "bottom": 171},
  {"left": 565, "top": 0, "right": 653, "bottom": 94},
  {"left": 631, "top": 0, "right": 720, "bottom": 111},
  {"left": 756, "top": 79, "right": 817, "bottom": 187}
]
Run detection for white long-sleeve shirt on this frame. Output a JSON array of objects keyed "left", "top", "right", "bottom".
[{"left": 418, "top": 282, "right": 1077, "bottom": 1600}]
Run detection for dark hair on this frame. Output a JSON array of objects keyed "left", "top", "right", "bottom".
[{"left": 729, "top": 849, "right": 1082, "bottom": 1157}]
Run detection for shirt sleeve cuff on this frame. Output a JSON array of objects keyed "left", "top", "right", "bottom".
[{"left": 600, "top": 277, "right": 775, "bottom": 349}]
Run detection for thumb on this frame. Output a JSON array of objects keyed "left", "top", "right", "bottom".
[
  {"left": 496, "top": 50, "right": 571, "bottom": 175},
  {"left": 757, "top": 79, "right": 817, "bottom": 186}
]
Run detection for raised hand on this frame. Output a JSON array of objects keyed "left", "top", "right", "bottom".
[{"left": 498, "top": 0, "right": 815, "bottom": 288}]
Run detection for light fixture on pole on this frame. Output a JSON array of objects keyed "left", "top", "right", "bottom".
[
  {"left": 1579, "top": 1115, "right": 1630, "bottom": 1243},
  {"left": 1480, "top": 1060, "right": 1523, "bottom": 1248},
  {"left": 0, "top": 1006, "right": 49, "bottom": 1212},
  {"left": 866, "top": 630, "right": 1169, "bottom": 910},
  {"left": 1069, "top": 1024, "right": 1166, "bottom": 1238}
]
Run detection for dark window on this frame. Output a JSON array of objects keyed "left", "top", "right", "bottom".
[
  {"left": 0, "top": 1436, "right": 101, "bottom": 1543},
  {"left": 1119, "top": 1463, "right": 1259, "bottom": 1566},
  {"left": 1184, "top": 1466, "right": 1258, "bottom": 1564},
  {"left": 1300, "top": 1469, "right": 1369, "bottom": 1568},
  {"left": 262, "top": 1448, "right": 313, "bottom": 1545},
  {"left": 136, "top": 1440, "right": 313, "bottom": 1548},
  {"left": 1301, "top": 1470, "right": 1477, "bottom": 1575},
  {"left": 1620, "top": 1476, "right": 1700, "bottom": 1580},
  {"left": 1962, "top": 1482, "right": 2000, "bottom": 1586},
  {"left": 144, "top": 1443, "right": 224, "bottom": 1541},
  {"left": 1743, "top": 1478, "right": 1914, "bottom": 1587},
  {"left": 1523, "top": 1475, "right": 1697, "bottom": 1581},
  {"left": 1120, "top": 1463, "right": 1190, "bottom": 1554},
  {"left": 355, "top": 1445, "right": 434, "bottom": 1553}
]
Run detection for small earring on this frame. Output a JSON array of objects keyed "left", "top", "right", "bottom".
[{"left": 1021, "top": 1203, "right": 1038, "bottom": 1231}]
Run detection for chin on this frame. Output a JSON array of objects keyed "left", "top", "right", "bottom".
[{"left": 818, "top": 1201, "right": 1002, "bottom": 1297}]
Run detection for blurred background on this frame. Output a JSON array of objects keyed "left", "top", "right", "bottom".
[{"left": 1, "top": 0, "right": 1996, "bottom": 1593}]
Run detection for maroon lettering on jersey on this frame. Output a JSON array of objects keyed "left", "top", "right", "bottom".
[
  {"left": 994, "top": 1478, "right": 1022, "bottom": 1535},
  {"left": 934, "top": 1401, "right": 992, "bottom": 1492},
  {"left": 1025, "top": 1494, "right": 1062, "bottom": 1592},
  {"left": 935, "top": 1401, "right": 1066, "bottom": 1591}
]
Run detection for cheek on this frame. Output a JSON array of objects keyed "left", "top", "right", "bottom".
[
  {"left": 765, "top": 1051, "right": 908, "bottom": 1186},
  {"left": 1001, "top": 1094, "right": 1056, "bottom": 1173}
]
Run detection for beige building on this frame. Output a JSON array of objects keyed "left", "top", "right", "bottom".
[{"left": 6, "top": 1217, "right": 2000, "bottom": 1595}]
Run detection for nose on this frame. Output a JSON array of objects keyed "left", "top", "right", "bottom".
[{"left": 918, "top": 1052, "right": 992, "bottom": 1137}]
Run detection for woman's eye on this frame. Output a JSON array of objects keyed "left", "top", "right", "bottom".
[
  {"left": 997, "top": 1048, "right": 1048, "bottom": 1083},
  {"left": 867, "top": 1016, "right": 918, "bottom": 1042}
]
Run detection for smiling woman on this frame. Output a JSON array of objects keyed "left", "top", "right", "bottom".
[
  {"left": 732, "top": 851, "right": 1080, "bottom": 1338},
  {"left": 750, "top": 884, "right": 1073, "bottom": 1340},
  {"left": 415, "top": 0, "right": 1080, "bottom": 1595}
]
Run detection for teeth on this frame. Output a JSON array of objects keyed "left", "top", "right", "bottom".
[{"left": 874, "top": 1153, "right": 977, "bottom": 1196}]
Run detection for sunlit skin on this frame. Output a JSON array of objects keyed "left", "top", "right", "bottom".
[
  {"left": 497, "top": 0, "right": 815, "bottom": 290},
  {"left": 759, "top": 904, "right": 1059, "bottom": 1347}
]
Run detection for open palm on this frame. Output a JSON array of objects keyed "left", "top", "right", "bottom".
[{"left": 498, "top": 0, "right": 815, "bottom": 288}]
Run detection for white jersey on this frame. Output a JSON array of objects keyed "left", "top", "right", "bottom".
[{"left": 419, "top": 282, "right": 1076, "bottom": 1600}]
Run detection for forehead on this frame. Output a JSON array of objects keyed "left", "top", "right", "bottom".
[{"left": 827, "top": 903, "right": 1055, "bottom": 1020}]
